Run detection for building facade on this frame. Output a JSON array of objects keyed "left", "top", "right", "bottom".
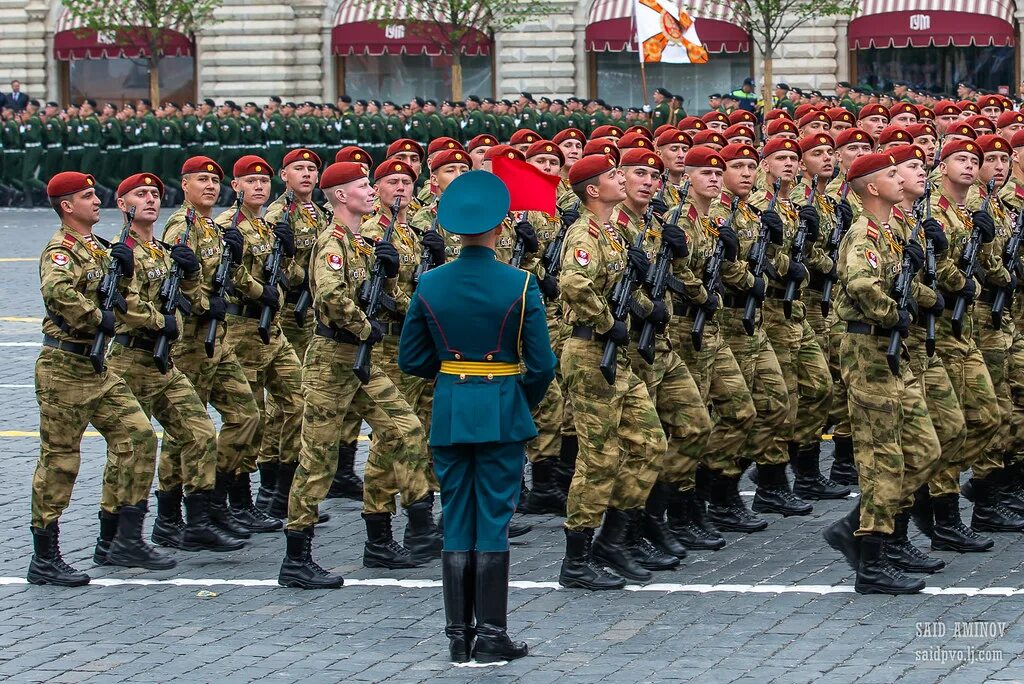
[{"left": 1, "top": 0, "right": 1021, "bottom": 113}]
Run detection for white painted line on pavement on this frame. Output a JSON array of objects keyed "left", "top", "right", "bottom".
[
  {"left": 0, "top": 342, "right": 39, "bottom": 347},
  {"left": 0, "top": 576, "right": 1019, "bottom": 595}
]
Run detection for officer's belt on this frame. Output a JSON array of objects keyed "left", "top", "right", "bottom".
[
  {"left": 569, "top": 325, "right": 604, "bottom": 342},
  {"left": 720, "top": 293, "right": 747, "bottom": 309},
  {"left": 314, "top": 322, "right": 359, "bottom": 344},
  {"left": 846, "top": 321, "right": 894, "bottom": 337},
  {"left": 113, "top": 333, "right": 156, "bottom": 351},
  {"left": 439, "top": 360, "right": 520, "bottom": 377},
  {"left": 42, "top": 335, "right": 89, "bottom": 356},
  {"left": 225, "top": 302, "right": 262, "bottom": 319}
]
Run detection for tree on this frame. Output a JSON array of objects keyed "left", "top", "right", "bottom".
[
  {"left": 729, "top": 0, "right": 859, "bottom": 109},
  {"left": 364, "top": 0, "right": 557, "bottom": 100},
  {"left": 62, "top": 0, "right": 222, "bottom": 104}
]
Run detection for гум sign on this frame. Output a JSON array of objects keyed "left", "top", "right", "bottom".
[{"left": 909, "top": 14, "right": 930, "bottom": 31}]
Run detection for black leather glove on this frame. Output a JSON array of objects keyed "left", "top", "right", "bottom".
[
  {"left": 838, "top": 199, "right": 853, "bottom": 231},
  {"left": 539, "top": 273, "right": 559, "bottom": 300},
  {"left": 421, "top": 230, "right": 446, "bottom": 267},
  {"left": 647, "top": 300, "right": 670, "bottom": 326},
  {"left": 904, "top": 241, "right": 925, "bottom": 273},
  {"left": 222, "top": 226, "right": 244, "bottom": 263},
  {"left": 514, "top": 218, "right": 539, "bottom": 253},
  {"left": 273, "top": 219, "right": 296, "bottom": 258},
  {"left": 700, "top": 291, "right": 720, "bottom": 316},
  {"left": 761, "top": 209, "right": 785, "bottom": 245},
  {"left": 922, "top": 218, "right": 948, "bottom": 255},
  {"left": 627, "top": 245, "right": 650, "bottom": 280},
  {"left": 929, "top": 291, "right": 946, "bottom": 315},
  {"left": 906, "top": 297, "right": 920, "bottom": 324},
  {"left": 99, "top": 310, "right": 116, "bottom": 336},
  {"left": 374, "top": 241, "right": 400, "bottom": 278},
  {"left": 719, "top": 224, "right": 739, "bottom": 262},
  {"left": 972, "top": 211, "right": 996, "bottom": 244},
  {"left": 750, "top": 275, "right": 766, "bottom": 303},
  {"left": 110, "top": 242, "right": 135, "bottom": 278},
  {"left": 170, "top": 244, "right": 200, "bottom": 276},
  {"left": 605, "top": 319, "right": 630, "bottom": 346},
  {"left": 260, "top": 283, "right": 280, "bottom": 311},
  {"left": 650, "top": 196, "right": 669, "bottom": 218},
  {"left": 787, "top": 261, "right": 807, "bottom": 282},
  {"left": 162, "top": 314, "right": 179, "bottom": 341},
  {"left": 959, "top": 278, "right": 977, "bottom": 304},
  {"left": 207, "top": 295, "right": 226, "bottom": 321},
  {"left": 561, "top": 206, "right": 580, "bottom": 228},
  {"left": 365, "top": 319, "right": 385, "bottom": 346},
  {"left": 896, "top": 309, "right": 912, "bottom": 338},
  {"left": 799, "top": 204, "right": 821, "bottom": 242},
  {"left": 661, "top": 223, "right": 688, "bottom": 258}
]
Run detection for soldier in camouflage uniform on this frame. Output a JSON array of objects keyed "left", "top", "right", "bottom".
[
  {"left": 279, "top": 162, "right": 427, "bottom": 589},
  {"left": 409, "top": 149, "right": 471, "bottom": 259}
]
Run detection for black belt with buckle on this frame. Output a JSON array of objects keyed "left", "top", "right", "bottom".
[
  {"left": 314, "top": 322, "right": 360, "bottom": 345},
  {"left": 570, "top": 325, "right": 599, "bottom": 341},
  {"left": 42, "top": 335, "right": 89, "bottom": 357},
  {"left": 846, "top": 321, "right": 893, "bottom": 337},
  {"left": 225, "top": 302, "right": 262, "bottom": 319},
  {"left": 113, "top": 334, "right": 157, "bottom": 352}
]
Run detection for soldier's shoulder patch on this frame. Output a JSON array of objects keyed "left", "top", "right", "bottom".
[
  {"left": 50, "top": 251, "right": 71, "bottom": 267},
  {"left": 865, "top": 248, "right": 878, "bottom": 269},
  {"left": 714, "top": 216, "right": 726, "bottom": 227},
  {"left": 865, "top": 225, "right": 879, "bottom": 241},
  {"left": 325, "top": 253, "right": 343, "bottom": 270},
  {"left": 1016, "top": 183, "right": 1024, "bottom": 200},
  {"left": 61, "top": 233, "right": 77, "bottom": 249},
  {"left": 937, "top": 196, "right": 950, "bottom": 211},
  {"left": 574, "top": 248, "right": 591, "bottom": 266},
  {"left": 687, "top": 205, "right": 698, "bottom": 222}
]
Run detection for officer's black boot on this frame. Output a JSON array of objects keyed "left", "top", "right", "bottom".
[
  {"left": 442, "top": 551, "right": 474, "bottom": 663},
  {"left": 708, "top": 471, "right": 768, "bottom": 532},
  {"left": 823, "top": 502, "right": 861, "bottom": 571},
  {"left": 970, "top": 473, "right": 1024, "bottom": 532},
  {"left": 28, "top": 523, "right": 90, "bottom": 587},
  {"left": 792, "top": 442, "right": 851, "bottom": 500},
  {"left": 152, "top": 486, "right": 186, "bottom": 548},
  {"left": 592, "top": 508, "right": 652, "bottom": 582},
  {"left": 829, "top": 436, "right": 858, "bottom": 486},
  {"left": 228, "top": 472, "right": 283, "bottom": 533},
  {"left": 181, "top": 490, "right": 246, "bottom": 552},
  {"left": 209, "top": 472, "right": 252, "bottom": 539},
  {"left": 521, "top": 458, "right": 567, "bottom": 515},
  {"left": 362, "top": 512, "right": 423, "bottom": 569},
  {"left": 628, "top": 509, "right": 679, "bottom": 570},
  {"left": 558, "top": 527, "right": 626, "bottom": 590},
  {"left": 667, "top": 488, "right": 726, "bottom": 550},
  {"left": 855, "top": 534, "right": 925, "bottom": 595},
  {"left": 255, "top": 461, "right": 279, "bottom": 512},
  {"left": 267, "top": 462, "right": 297, "bottom": 519},
  {"left": 752, "top": 462, "right": 813, "bottom": 516},
  {"left": 403, "top": 495, "right": 443, "bottom": 562},
  {"left": 471, "top": 551, "right": 528, "bottom": 663},
  {"left": 555, "top": 435, "right": 578, "bottom": 496},
  {"left": 1000, "top": 457, "right": 1024, "bottom": 514},
  {"left": 910, "top": 484, "right": 935, "bottom": 539},
  {"left": 884, "top": 510, "right": 945, "bottom": 574},
  {"left": 107, "top": 502, "right": 177, "bottom": 570},
  {"left": 326, "top": 440, "right": 363, "bottom": 500},
  {"left": 278, "top": 527, "right": 344, "bottom": 589},
  {"left": 642, "top": 481, "right": 688, "bottom": 558},
  {"left": 694, "top": 465, "right": 713, "bottom": 502},
  {"left": 932, "top": 493, "right": 994, "bottom": 552},
  {"left": 93, "top": 510, "right": 118, "bottom": 565}
]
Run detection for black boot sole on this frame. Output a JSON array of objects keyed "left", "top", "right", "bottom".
[
  {"left": 971, "top": 519, "right": 1024, "bottom": 533},
  {"left": 794, "top": 486, "right": 852, "bottom": 501},
  {"left": 106, "top": 553, "right": 177, "bottom": 571},
  {"left": 363, "top": 553, "right": 423, "bottom": 569},
  {"left": 855, "top": 579, "right": 925, "bottom": 595},
  {"left": 151, "top": 527, "right": 185, "bottom": 549},
  {"left": 931, "top": 537, "right": 994, "bottom": 553},
  {"left": 27, "top": 571, "right": 90, "bottom": 587},
  {"left": 706, "top": 511, "right": 768, "bottom": 533},
  {"left": 591, "top": 550, "right": 653, "bottom": 583},
  {"left": 752, "top": 495, "right": 813, "bottom": 517},
  {"left": 558, "top": 572, "right": 626, "bottom": 591},
  {"left": 277, "top": 574, "right": 344, "bottom": 589},
  {"left": 180, "top": 537, "right": 246, "bottom": 552},
  {"left": 886, "top": 558, "right": 945, "bottom": 574},
  {"left": 473, "top": 647, "right": 528, "bottom": 663}
]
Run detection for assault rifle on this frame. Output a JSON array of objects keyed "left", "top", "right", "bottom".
[
  {"left": 205, "top": 192, "right": 243, "bottom": 357},
  {"left": 950, "top": 179, "right": 996, "bottom": 340},
  {"left": 258, "top": 190, "right": 294, "bottom": 344},
  {"left": 742, "top": 179, "right": 782, "bottom": 335},
  {"left": 353, "top": 197, "right": 402, "bottom": 384},
  {"left": 782, "top": 175, "right": 818, "bottom": 318},
  {"left": 819, "top": 183, "right": 850, "bottom": 317},
  {"left": 637, "top": 181, "right": 690, "bottom": 363},
  {"left": 153, "top": 208, "right": 195, "bottom": 373},
  {"left": 89, "top": 206, "right": 135, "bottom": 374},
  {"left": 692, "top": 196, "right": 739, "bottom": 350}
]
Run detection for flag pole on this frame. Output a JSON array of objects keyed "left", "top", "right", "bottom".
[{"left": 633, "top": 4, "right": 649, "bottom": 107}]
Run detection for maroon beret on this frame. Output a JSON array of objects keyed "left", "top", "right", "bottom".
[
  {"left": 798, "top": 133, "right": 835, "bottom": 154},
  {"left": 720, "top": 143, "right": 760, "bottom": 163},
  {"left": 889, "top": 144, "right": 927, "bottom": 166},
  {"left": 282, "top": 148, "right": 321, "bottom": 169},
  {"left": 525, "top": 140, "right": 565, "bottom": 166},
  {"left": 568, "top": 154, "right": 616, "bottom": 185},
  {"left": 319, "top": 162, "right": 367, "bottom": 189},
  {"left": 386, "top": 138, "right": 424, "bottom": 160},
  {"left": 683, "top": 146, "right": 725, "bottom": 168},
  {"left": 619, "top": 147, "right": 664, "bottom": 172},
  {"left": 233, "top": 155, "right": 272, "bottom": 178},
  {"left": 429, "top": 148, "right": 472, "bottom": 172},
  {"left": 116, "top": 173, "right": 164, "bottom": 198},
  {"left": 762, "top": 137, "right": 801, "bottom": 158},
  {"left": 847, "top": 152, "right": 896, "bottom": 183},
  {"left": 181, "top": 156, "right": 223, "bottom": 179},
  {"left": 47, "top": 171, "right": 96, "bottom": 198},
  {"left": 335, "top": 145, "right": 371, "bottom": 165}
]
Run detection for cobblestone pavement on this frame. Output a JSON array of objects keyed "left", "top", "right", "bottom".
[{"left": 1, "top": 208, "right": 1023, "bottom": 683}]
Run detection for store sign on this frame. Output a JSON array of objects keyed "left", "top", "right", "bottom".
[
  {"left": 384, "top": 24, "right": 406, "bottom": 40},
  {"left": 909, "top": 14, "right": 930, "bottom": 31}
]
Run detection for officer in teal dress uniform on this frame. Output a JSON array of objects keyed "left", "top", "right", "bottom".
[{"left": 398, "top": 171, "right": 556, "bottom": 664}]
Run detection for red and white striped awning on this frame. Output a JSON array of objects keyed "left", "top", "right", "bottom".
[
  {"left": 332, "top": 0, "right": 491, "bottom": 56},
  {"left": 585, "top": 0, "right": 750, "bottom": 54},
  {"left": 53, "top": 7, "right": 192, "bottom": 60},
  {"left": 850, "top": 0, "right": 1017, "bottom": 48}
]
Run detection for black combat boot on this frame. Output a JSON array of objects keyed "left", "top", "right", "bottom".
[
  {"left": 592, "top": 508, "right": 652, "bottom": 582},
  {"left": 442, "top": 551, "right": 475, "bottom": 663},
  {"left": 278, "top": 527, "right": 344, "bottom": 589},
  {"left": 558, "top": 527, "right": 626, "bottom": 590},
  {"left": 363, "top": 512, "right": 423, "bottom": 569},
  {"left": 228, "top": 472, "right": 283, "bottom": 533},
  {"left": 255, "top": 461, "right": 278, "bottom": 512},
  {"left": 791, "top": 442, "right": 851, "bottom": 500},
  {"left": 209, "top": 472, "right": 252, "bottom": 539},
  {"left": 667, "top": 489, "right": 726, "bottom": 550},
  {"left": 931, "top": 493, "right": 994, "bottom": 552},
  {"left": 520, "top": 458, "right": 567, "bottom": 515},
  {"left": 970, "top": 473, "right": 1024, "bottom": 532},
  {"left": 752, "top": 462, "right": 813, "bottom": 516},
  {"left": 707, "top": 471, "right": 768, "bottom": 532},
  {"left": 151, "top": 486, "right": 186, "bottom": 548},
  {"left": 267, "top": 462, "right": 297, "bottom": 519},
  {"left": 555, "top": 435, "right": 578, "bottom": 495},
  {"left": 823, "top": 503, "right": 861, "bottom": 571},
  {"left": 910, "top": 485, "right": 935, "bottom": 539},
  {"left": 628, "top": 510, "right": 679, "bottom": 571},
  {"left": 93, "top": 510, "right": 118, "bottom": 565},
  {"left": 471, "top": 551, "right": 528, "bottom": 663},
  {"left": 855, "top": 534, "right": 925, "bottom": 595},
  {"left": 403, "top": 495, "right": 443, "bottom": 562},
  {"left": 107, "top": 502, "right": 177, "bottom": 570},
  {"left": 642, "top": 481, "right": 688, "bottom": 558},
  {"left": 326, "top": 440, "right": 363, "bottom": 500},
  {"left": 181, "top": 490, "right": 246, "bottom": 552},
  {"left": 829, "top": 436, "right": 858, "bottom": 486},
  {"left": 1000, "top": 457, "right": 1024, "bottom": 514},
  {"left": 884, "top": 510, "right": 945, "bottom": 574},
  {"left": 27, "top": 523, "right": 90, "bottom": 587},
  {"left": 694, "top": 465, "right": 713, "bottom": 502}
]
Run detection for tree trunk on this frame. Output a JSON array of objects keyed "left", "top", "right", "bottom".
[
  {"left": 451, "top": 51, "right": 463, "bottom": 101},
  {"left": 149, "top": 54, "right": 161, "bottom": 105},
  {"left": 762, "top": 51, "right": 773, "bottom": 112}
]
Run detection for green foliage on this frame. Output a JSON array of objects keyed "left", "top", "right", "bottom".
[
  {"left": 62, "top": 0, "right": 222, "bottom": 54},
  {"left": 362, "top": 0, "right": 557, "bottom": 49}
]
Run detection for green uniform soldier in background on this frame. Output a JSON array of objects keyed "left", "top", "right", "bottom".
[
  {"left": 79, "top": 100, "right": 102, "bottom": 183},
  {"left": 64, "top": 104, "right": 84, "bottom": 174},
  {"left": 21, "top": 105, "right": 47, "bottom": 203},
  {"left": 137, "top": 100, "right": 160, "bottom": 175},
  {"left": 99, "top": 104, "right": 123, "bottom": 192},
  {"left": 41, "top": 102, "right": 66, "bottom": 182},
  {"left": 2, "top": 108, "right": 25, "bottom": 199}
]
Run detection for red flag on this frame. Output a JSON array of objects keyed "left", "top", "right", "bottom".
[{"left": 491, "top": 156, "right": 560, "bottom": 215}]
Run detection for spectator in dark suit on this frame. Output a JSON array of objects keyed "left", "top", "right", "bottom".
[{"left": 5, "top": 81, "right": 28, "bottom": 112}]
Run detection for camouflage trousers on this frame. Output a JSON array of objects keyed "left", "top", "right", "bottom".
[
  {"left": 972, "top": 302, "right": 1018, "bottom": 471},
  {"left": 106, "top": 344, "right": 217, "bottom": 498},
  {"left": 32, "top": 346, "right": 157, "bottom": 528},
  {"left": 934, "top": 311, "right": 1001, "bottom": 481},
  {"left": 260, "top": 304, "right": 313, "bottom": 466},
  {"left": 627, "top": 334, "right": 713, "bottom": 486},
  {"left": 804, "top": 289, "right": 849, "bottom": 438},
  {"left": 841, "top": 333, "right": 940, "bottom": 535},
  {"left": 529, "top": 306, "right": 566, "bottom": 462},
  {"left": 670, "top": 315, "right": 756, "bottom": 477},
  {"left": 161, "top": 319, "right": 260, "bottom": 486},
  {"left": 224, "top": 314, "right": 304, "bottom": 471},
  {"left": 718, "top": 306, "right": 791, "bottom": 466},
  {"left": 287, "top": 336, "right": 426, "bottom": 529},
  {"left": 562, "top": 337, "right": 665, "bottom": 530},
  {"left": 762, "top": 300, "right": 833, "bottom": 449},
  {"left": 1006, "top": 327, "right": 1024, "bottom": 460}
]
